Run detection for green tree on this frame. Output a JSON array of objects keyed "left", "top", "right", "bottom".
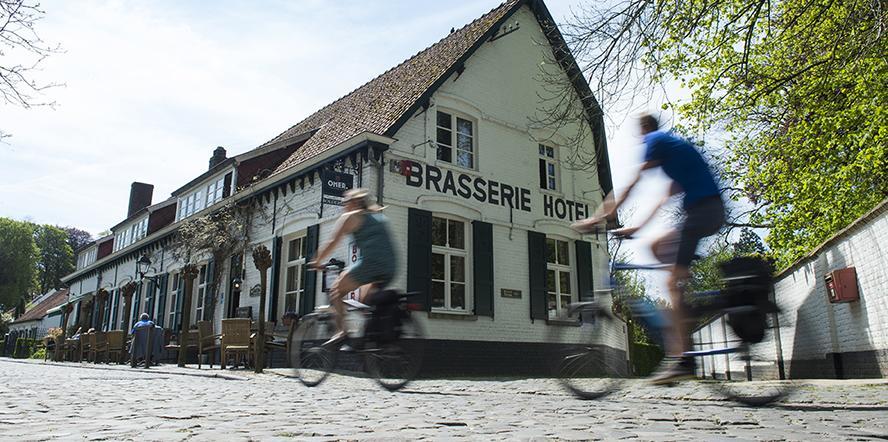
[
  {"left": 62, "top": 226, "right": 93, "bottom": 252},
  {"left": 734, "top": 228, "right": 767, "bottom": 257},
  {"left": 0, "top": 218, "right": 38, "bottom": 308},
  {"left": 560, "top": 0, "right": 887, "bottom": 269},
  {"left": 34, "top": 224, "right": 74, "bottom": 294}
]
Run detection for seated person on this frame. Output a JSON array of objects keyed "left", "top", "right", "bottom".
[
  {"left": 131, "top": 313, "right": 155, "bottom": 334},
  {"left": 70, "top": 327, "right": 83, "bottom": 340}
]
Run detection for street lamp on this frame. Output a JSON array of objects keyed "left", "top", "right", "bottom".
[{"left": 137, "top": 254, "right": 152, "bottom": 280}]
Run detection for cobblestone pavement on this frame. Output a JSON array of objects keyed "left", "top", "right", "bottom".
[{"left": 3, "top": 359, "right": 887, "bottom": 441}]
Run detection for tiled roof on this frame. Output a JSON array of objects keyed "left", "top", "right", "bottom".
[
  {"left": 11, "top": 289, "right": 68, "bottom": 324},
  {"left": 265, "top": 0, "right": 523, "bottom": 175}
]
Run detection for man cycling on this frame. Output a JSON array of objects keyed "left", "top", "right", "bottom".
[
  {"left": 573, "top": 114, "right": 725, "bottom": 384},
  {"left": 310, "top": 188, "right": 397, "bottom": 346}
]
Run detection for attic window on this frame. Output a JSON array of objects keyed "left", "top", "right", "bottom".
[{"left": 436, "top": 111, "right": 475, "bottom": 169}]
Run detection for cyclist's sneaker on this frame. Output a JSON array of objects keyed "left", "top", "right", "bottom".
[{"left": 649, "top": 356, "right": 696, "bottom": 385}]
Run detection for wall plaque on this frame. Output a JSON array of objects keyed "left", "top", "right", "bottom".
[{"left": 501, "top": 288, "right": 522, "bottom": 299}]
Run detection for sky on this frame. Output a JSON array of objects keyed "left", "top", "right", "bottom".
[{"left": 1, "top": 0, "right": 676, "bottom": 288}]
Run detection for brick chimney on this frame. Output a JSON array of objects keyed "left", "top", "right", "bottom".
[
  {"left": 127, "top": 182, "right": 154, "bottom": 217},
  {"left": 209, "top": 146, "right": 227, "bottom": 170}
]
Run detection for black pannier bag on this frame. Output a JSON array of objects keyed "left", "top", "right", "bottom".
[
  {"left": 718, "top": 257, "right": 775, "bottom": 344},
  {"left": 364, "top": 289, "right": 404, "bottom": 344}
]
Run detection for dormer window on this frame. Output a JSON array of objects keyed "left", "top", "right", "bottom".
[
  {"left": 206, "top": 176, "right": 225, "bottom": 206},
  {"left": 436, "top": 111, "right": 475, "bottom": 169}
]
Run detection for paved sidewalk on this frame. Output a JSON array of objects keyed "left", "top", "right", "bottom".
[{"left": 2, "top": 358, "right": 887, "bottom": 440}]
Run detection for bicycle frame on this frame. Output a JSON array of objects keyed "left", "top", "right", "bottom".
[{"left": 607, "top": 242, "right": 748, "bottom": 359}]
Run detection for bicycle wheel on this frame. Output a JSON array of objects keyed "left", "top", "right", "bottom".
[
  {"left": 365, "top": 313, "right": 425, "bottom": 391},
  {"left": 708, "top": 332, "right": 794, "bottom": 406},
  {"left": 289, "top": 313, "right": 338, "bottom": 387},
  {"left": 546, "top": 302, "right": 625, "bottom": 399}
]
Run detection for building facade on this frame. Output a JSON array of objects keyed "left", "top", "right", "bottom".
[{"left": 61, "top": 0, "right": 627, "bottom": 374}]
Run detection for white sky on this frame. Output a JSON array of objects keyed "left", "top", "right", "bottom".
[{"left": 1, "top": 0, "right": 677, "bottom": 291}]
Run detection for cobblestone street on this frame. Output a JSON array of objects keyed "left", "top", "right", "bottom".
[{"left": 3, "top": 359, "right": 887, "bottom": 441}]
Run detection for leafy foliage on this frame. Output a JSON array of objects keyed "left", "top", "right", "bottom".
[
  {"left": 34, "top": 224, "right": 73, "bottom": 294},
  {"left": 563, "top": 0, "right": 887, "bottom": 269},
  {"left": 171, "top": 203, "right": 249, "bottom": 322},
  {"left": 62, "top": 226, "right": 93, "bottom": 252},
  {"left": 0, "top": 218, "right": 38, "bottom": 308}
]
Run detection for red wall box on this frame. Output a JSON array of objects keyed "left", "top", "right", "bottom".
[{"left": 825, "top": 267, "right": 859, "bottom": 303}]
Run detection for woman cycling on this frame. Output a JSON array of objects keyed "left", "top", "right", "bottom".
[{"left": 309, "top": 188, "right": 397, "bottom": 345}]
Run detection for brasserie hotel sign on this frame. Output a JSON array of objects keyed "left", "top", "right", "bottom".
[{"left": 391, "top": 159, "right": 590, "bottom": 222}]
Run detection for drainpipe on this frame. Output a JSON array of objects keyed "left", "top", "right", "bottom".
[{"left": 376, "top": 150, "right": 385, "bottom": 206}]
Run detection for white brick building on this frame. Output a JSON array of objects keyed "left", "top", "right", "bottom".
[
  {"left": 694, "top": 199, "right": 888, "bottom": 379},
  {"left": 61, "top": 0, "right": 628, "bottom": 374}
]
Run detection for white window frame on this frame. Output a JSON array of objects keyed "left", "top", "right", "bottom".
[
  {"left": 280, "top": 234, "right": 307, "bottom": 316},
  {"left": 194, "top": 264, "right": 208, "bottom": 323},
  {"left": 539, "top": 144, "right": 560, "bottom": 191},
  {"left": 546, "top": 236, "right": 575, "bottom": 319},
  {"left": 206, "top": 176, "right": 225, "bottom": 207},
  {"left": 430, "top": 214, "right": 472, "bottom": 312},
  {"left": 168, "top": 272, "right": 181, "bottom": 328},
  {"left": 435, "top": 110, "right": 476, "bottom": 170}
]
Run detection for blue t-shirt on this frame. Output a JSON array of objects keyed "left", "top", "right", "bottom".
[{"left": 643, "top": 131, "right": 720, "bottom": 208}]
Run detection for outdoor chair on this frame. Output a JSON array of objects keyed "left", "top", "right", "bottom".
[
  {"left": 106, "top": 330, "right": 126, "bottom": 364},
  {"left": 196, "top": 321, "right": 221, "bottom": 369},
  {"left": 64, "top": 338, "right": 80, "bottom": 362},
  {"left": 42, "top": 336, "right": 56, "bottom": 362},
  {"left": 164, "top": 330, "right": 198, "bottom": 364},
  {"left": 79, "top": 332, "right": 94, "bottom": 363},
  {"left": 130, "top": 326, "right": 162, "bottom": 368},
  {"left": 92, "top": 331, "right": 109, "bottom": 363},
  {"left": 220, "top": 318, "right": 252, "bottom": 369},
  {"left": 265, "top": 317, "right": 299, "bottom": 368}
]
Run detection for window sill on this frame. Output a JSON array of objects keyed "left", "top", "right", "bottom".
[
  {"left": 539, "top": 188, "right": 564, "bottom": 198},
  {"left": 428, "top": 311, "right": 478, "bottom": 321},
  {"left": 546, "top": 318, "right": 581, "bottom": 327}
]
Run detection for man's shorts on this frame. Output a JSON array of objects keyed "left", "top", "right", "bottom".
[{"left": 676, "top": 196, "right": 725, "bottom": 267}]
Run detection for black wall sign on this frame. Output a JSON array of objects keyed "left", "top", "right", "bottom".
[
  {"left": 397, "top": 160, "right": 589, "bottom": 222},
  {"left": 322, "top": 169, "right": 354, "bottom": 205}
]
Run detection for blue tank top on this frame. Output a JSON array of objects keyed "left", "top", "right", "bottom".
[{"left": 351, "top": 212, "right": 395, "bottom": 266}]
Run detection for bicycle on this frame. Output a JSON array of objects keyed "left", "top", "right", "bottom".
[
  {"left": 289, "top": 259, "right": 425, "bottom": 391},
  {"left": 547, "top": 230, "right": 792, "bottom": 406}
]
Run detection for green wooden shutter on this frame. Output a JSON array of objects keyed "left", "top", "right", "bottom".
[
  {"left": 269, "top": 237, "right": 282, "bottom": 321},
  {"left": 144, "top": 279, "right": 155, "bottom": 321},
  {"left": 132, "top": 283, "right": 143, "bottom": 324},
  {"left": 575, "top": 240, "right": 594, "bottom": 302},
  {"left": 205, "top": 259, "right": 215, "bottom": 321},
  {"left": 300, "top": 225, "right": 320, "bottom": 316},
  {"left": 104, "top": 296, "right": 112, "bottom": 331},
  {"left": 73, "top": 301, "right": 81, "bottom": 327},
  {"left": 528, "top": 231, "right": 548, "bottom": 321},
  {"left": 174, "top": 274, "right": 184, "bottom": 331},
  {"left": 110, "top": 290, "right": 119, "bottom": 330},
  {"left": 156, "top": 274, "right": 168, "bottom": 327},
  {"left": 407, "top": 208, "right": 432, "bottom": 311},
  {"left": 472, "top": 220, "right": 494, "bottom": 317}
]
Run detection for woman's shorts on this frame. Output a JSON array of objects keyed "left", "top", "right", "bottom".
[{"left": 344, "top": 258, "right": 394, "bottom": 287}]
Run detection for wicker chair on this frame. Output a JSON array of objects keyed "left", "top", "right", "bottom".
[
  {"left": 220, "top": 318, "right": 252, "bottom": 369},
  {"left": 106, "top": 331, "right": 126, "bottom": 364},
  {"left": 196, "top": 321, "right": 221, "bottom": 369},
  {"left": 92, "top": 331, "right": 108, "bottom": 363},
  {"left": 164, "top": 330, "right": 198, "bottom": 364},
  {"left": 79, "top": 332, "right": 94, "bottom": 362}
]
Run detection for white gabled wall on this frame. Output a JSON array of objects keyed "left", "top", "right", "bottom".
[{"left": 376, "top": 5, "right": 622, "bottom": 349}]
